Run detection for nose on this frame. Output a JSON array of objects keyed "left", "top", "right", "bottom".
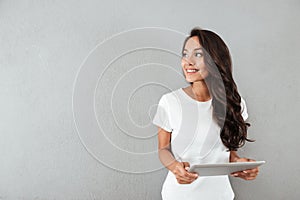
[
  {"left": 188, "top": 60, "right": 194, "bottom": 66},
  {"left": 183, "top": 57, "right": 194, "bottom": 66}
]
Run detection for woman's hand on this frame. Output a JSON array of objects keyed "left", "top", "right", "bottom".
[
  {"left": 231, "top": 157, "right": 259, "bottom": 180},
  {"left": 172, "top": 161, "right": 198, "bottom": 184}
]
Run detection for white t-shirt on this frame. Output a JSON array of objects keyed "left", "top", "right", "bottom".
[{"left": 152, "top": 88, "right": 249, "bottom": 200}]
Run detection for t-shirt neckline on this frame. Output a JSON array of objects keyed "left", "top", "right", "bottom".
[{"left": 179, "top": 88, "right": 212, "bottom": 104}]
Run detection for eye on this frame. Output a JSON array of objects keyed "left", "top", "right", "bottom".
[
  {"left": 182, "top": 52, "right": 188, "bottom": 58},
  {"left": 195, "top": 52, "right": 202, "bottom": 57}
]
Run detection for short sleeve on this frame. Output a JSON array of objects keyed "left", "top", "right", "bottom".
[
  {"left": 152, "top": 95, "right": 173, "bottom": 132},
  {"left": 240, "top": 97, "right": 249, "bottom": 121}
]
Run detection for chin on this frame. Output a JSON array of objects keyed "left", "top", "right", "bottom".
[
  {"left": 186, "top": 80, "right": 196, "bottom": 84},
  {"left": 186, "top": 77, "right": 203, "bottom": 82}
]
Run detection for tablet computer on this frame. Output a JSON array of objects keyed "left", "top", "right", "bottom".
[{"left": 188, "top": 161, "right": 265, "bottom": 176}]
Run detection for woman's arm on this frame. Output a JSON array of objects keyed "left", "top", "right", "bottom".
[
  {"left": 229, "top": 151, "right": 240, "bottom": 162},
  {"left": 157, "top": 127, "right": 198, "bottom": 184},
  {"left": 157, "top": 127, "right": 178, "bottom": 171}
]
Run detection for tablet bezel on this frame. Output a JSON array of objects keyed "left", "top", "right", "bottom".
[{"left": 188, "top": 161, "right": 265, "bottom": 176}]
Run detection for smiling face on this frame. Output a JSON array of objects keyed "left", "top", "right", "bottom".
[{"left": 181, "top": 36, "right": 210, "bottom": 83}]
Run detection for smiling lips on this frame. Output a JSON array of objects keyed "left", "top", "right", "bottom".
[{"left": 186, "top": 68, "right": 200, "bottom": 74}]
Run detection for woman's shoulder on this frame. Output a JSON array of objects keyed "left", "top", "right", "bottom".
[
  {"left": 161, "top": 88, "right": 182, "bottom": 100},
  {"left": 159, "top": 88, "right": 183, "bottom": 109}
]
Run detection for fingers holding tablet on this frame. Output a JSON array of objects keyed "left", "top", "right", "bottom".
[
  {"left": 172, "top": 161, "right": 199, "bottom": 184},
  {"left": 231, "top": 158, "right": 260, "bottom": 180}
]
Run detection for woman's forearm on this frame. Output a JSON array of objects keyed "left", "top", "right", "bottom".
[
  {"left": 158, "top": 148, "right": 179, "bottom": 172},
  {"left": 230, "top": 151, "right": 240, "bottom": 162}
]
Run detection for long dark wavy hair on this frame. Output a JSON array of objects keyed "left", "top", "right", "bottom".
[{"left": 182, "top": 27, "right": 254, "bottom": 151}]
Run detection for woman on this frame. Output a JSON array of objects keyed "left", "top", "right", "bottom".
[{"left": 152, "top": 27, "right": 259, "bottom": 199}]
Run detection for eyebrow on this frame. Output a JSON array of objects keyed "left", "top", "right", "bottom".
[{"left": 183, "top": 47, "right": 203, "bottom": 52}]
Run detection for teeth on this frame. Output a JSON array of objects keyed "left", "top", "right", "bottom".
[{"left": 187, "top": 69, "right": 199, "bottom": 72}]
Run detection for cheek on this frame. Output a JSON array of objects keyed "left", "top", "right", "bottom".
[
  {"left": 194, "top": 59, "right": 204, "bottom": 67},
  {"left": 181, "top": 59, "right": 186, "bottom": 67},
  {"left": 201, "top": 68, "right": 210, "bottom": 78}
]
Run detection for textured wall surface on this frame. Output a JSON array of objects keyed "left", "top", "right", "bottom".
[{"left": 0, "top": 0, "right": 299, "bottom": 199}]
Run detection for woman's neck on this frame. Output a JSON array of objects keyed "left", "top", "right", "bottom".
[{"left": 190, "top": 81, "right": 211, "bottom": 101}]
